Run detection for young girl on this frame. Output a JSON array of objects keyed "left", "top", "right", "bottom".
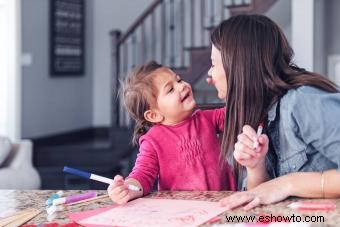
[{"left": 107, "top": 61, "right": 236, "bottom": 204}]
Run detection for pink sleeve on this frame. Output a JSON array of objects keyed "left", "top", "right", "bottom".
[
  {"left": 202, "top": 107, "right": 226, "bottom": 133},
  {"left": 127, "top": 137, "right": 159, "bottom": 196}
]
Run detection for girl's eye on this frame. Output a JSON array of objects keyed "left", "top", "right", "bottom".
[{"left": 168, "top": 87, "right": 174, "bottom": 93}]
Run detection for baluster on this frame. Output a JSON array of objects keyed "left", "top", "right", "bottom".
[
  {"left": 151, "top": 11, "right": 156, "bottom": 60},
  {"left": 161, "top": 1, "right": 166, "bottom": 64},
  {"left": 210, "top": 0, "right": 215, "bottom": 28},
  {"left": 110, "top": 30, "right": 121, "bottom": 129},
  {"left": 221, "top": 0, "right": 225, "bottom": 20},
  {"left": 201, "top": 0, "right": 205, "bottom": 46},
  {"left": 190, "top": 0, "right": 195, "bottom": 46},
  {"left": 132, "top": 33, "right": 137, "bottom": 67},
  {"left": 141, "top": 22, "right": 146, "bottom": 63},
  {"left": 169, "top": 0, "right": 175, "bottom": 67},
  {"left": 180, "top": 0, "right": 185, "bottom": 67}
]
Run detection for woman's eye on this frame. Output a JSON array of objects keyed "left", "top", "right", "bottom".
[{"left": 177, "top": 79, "right": 182, "bottom": 83}]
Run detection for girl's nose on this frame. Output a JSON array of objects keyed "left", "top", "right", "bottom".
[{"left": 176, "top": 82, "right": 186, "bottom": 91}]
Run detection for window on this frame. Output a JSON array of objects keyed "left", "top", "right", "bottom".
[{"left": 0, "top": 0, "right": 21, "bottom": 140}]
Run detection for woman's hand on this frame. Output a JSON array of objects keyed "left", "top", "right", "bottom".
[
  {"left": 220, "top": 175, "right": 293, "bottom": 210},
  {"left": 234, "top": 125, "right": 269, "bottom": 170},
  {"left": 107, "top": 175, "right": 132, "bottom": 205}
]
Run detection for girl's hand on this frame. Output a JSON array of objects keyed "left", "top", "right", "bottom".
[
  {"left": 234, "top": 125, "right": 269, "bottom": 170},
  {"left": 220, "top": 175, "right": 292, "bottom": 210},
  {"left": 107, "top": 175, "right": 131, "bottom": 205}
]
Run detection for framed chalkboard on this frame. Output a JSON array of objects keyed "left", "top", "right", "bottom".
[{"left": 50, "top": 0, "right": 85, "bottom": 76}]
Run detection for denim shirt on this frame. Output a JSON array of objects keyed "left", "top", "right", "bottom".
[{"left": 265, "top": 86, "right": 340, "bottom": 179}]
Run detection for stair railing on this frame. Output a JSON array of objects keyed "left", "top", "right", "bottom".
[{"left": 110, "top": 0, "right": 277, "bottom": 129}]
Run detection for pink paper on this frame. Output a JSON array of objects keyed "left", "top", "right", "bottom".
[{"left": 68, "top": 198, "right": 227, "bottom": 227}]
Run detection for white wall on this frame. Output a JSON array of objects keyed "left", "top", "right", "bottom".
[
  {"left": 92, "top": 0, "right": 153, "bottom": 127},
  {"left": 0, "top": 0, "right": 21, "bottom": 140},
  {"left": 21, "top": 0, "right": 154, "bottom": 137},
  {"left": 22, "top": 0, "right": 94, "bottom": 138},
  {"left": 292, "top": 0, "right": 314, "bottom": 71}
]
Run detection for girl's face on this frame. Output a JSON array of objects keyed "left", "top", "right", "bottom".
[
  {"left": 208, "top": 44, "right": 227, "bottom": 100},
  {"left": 153, "top": 67, "right": 196, "bottom": 125}
]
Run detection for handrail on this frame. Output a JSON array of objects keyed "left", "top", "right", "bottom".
[{"left": 118, "top": 0, "right": 162, "bottom": 45}]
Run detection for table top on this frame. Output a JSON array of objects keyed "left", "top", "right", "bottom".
[{"left": 0, "top": 190, "right": 339, "bottom": 226}]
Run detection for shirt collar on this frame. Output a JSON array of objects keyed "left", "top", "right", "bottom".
[{"left": 268, "top": 102, "right": 278, "bottom": 122}]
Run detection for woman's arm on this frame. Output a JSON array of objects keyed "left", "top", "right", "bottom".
[
  {"left": 233, "top": 125, "right": 270, "bottom": 189},
  {"left": 220, "top": 169, "right": 340, "bottom": 210},
  {"left": 290, "top": 169, "right": 340, "bottom": 198}
]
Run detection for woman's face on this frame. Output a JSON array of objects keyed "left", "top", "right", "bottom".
[{"left": 208, "top": 44, "right": 227, "bottom": 100}]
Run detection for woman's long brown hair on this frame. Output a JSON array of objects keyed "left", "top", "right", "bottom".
[{"left": 211, "top": 14, "right": 339, "bottom": 185}]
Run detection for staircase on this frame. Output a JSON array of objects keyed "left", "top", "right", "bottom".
[{"left": 110, "top": 0, "right": 278, "bottom": 129}]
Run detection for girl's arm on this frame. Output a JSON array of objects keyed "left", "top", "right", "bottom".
[{"left": 220, "top": 169, "right": 340, "bottom": 210}]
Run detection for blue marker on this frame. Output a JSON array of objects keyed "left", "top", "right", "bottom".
[{"left": 63, "top": 166, "right": 141, "bottom": 191}]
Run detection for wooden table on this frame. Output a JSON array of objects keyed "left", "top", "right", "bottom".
[{"left": 0, "top": 190, "right": 339, "bottom": 226}]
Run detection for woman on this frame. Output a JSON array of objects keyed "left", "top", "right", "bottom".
[{"left": 207, "top": 14, "right": 340, "bottom": 210}]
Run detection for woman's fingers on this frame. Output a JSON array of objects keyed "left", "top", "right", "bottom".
[
  {"left": 237, "top": 133, "right": 254, "bottom": 148},
  {"left": 258, "top": 134, "right": 269, "bottom": 146},
  {"left": 234, "top": 141, "right": 258, "bottom": 159},
  {"left": 242, "top": 125, "right": 257, "bottom": 138},
  {"left": 243, "top": 196, "right": 261, "bottom": 211},
  {"left": 220, "top": 192, "right": 255, "bottom": 210}
]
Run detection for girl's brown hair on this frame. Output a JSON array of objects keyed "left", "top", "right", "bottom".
[
  {"left": 211, "top": 14, "right": 339, "bottom": 184},
  {"left": 121, "top": 61, "right": 163, "bottom": 145}
]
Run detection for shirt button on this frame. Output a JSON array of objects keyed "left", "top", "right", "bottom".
[{"left": 292, "top": 165, "right": 296, "bottom": 169}]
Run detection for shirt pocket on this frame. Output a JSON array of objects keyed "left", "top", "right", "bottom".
[{"left": 280, "top": 150, "right": 308, "bottom": 175}]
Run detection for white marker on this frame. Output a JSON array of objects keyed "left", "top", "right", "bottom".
[{"left": 63, "top": 166, "right": 141, "bottom": 191}]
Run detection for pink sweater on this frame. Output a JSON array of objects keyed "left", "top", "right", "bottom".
[{"left": 128, "top": 108, "right": 236, "bottom": 195}]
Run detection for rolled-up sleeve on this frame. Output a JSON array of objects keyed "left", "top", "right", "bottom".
[{"left": 292, "top": 88, "right": 340, "bottom": 170}]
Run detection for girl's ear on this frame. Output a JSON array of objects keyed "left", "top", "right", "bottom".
[{"left": 144, "top": 109, "right": 164, "bottom": 123}]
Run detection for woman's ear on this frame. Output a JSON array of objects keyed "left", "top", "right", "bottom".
[{"left": 144, "top": 109, "right": 164, "bottom": 123}]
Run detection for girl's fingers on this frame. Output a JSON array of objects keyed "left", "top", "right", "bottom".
[
  {"left": 111, "top": 184, "right": 126, "bottom": 196},
  {"left": 116, "top": 188, "right": 129, "bottom": 201},
  {"left": 114, "top": 175, "right": 124, "bottom": 182}
]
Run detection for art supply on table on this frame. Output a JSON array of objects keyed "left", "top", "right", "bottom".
[
  {"left": 45, "top": 190, "right": 64, "bottom": 206},
  {"left": 46, "top": 205, "right": 64, "bottom": 215},
  {"left": 253, "top": 122, "right": 264, "bottom": 149},
  {"left": 52, "top": 191, "right": 97, "bottom": 206},
  {"left": 288, "top": 201, "right": 336, "bottom": 210},
  {"left": 66, "top": 194, "right": 109, "bottom": 206},
  {"left": 63, "top": 166, "right": 141, "bottom": 191},
  {"left": 0, "top": 208, "right": 42, "bottom": 227},
  {"left": 68, "top": 198, "right": 228, "bottom": 227}
]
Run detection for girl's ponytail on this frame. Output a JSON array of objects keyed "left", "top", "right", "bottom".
[{"left": 132, "top": 120, "right": 151, "bottom": 145}]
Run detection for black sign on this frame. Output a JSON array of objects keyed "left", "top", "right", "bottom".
[{"left": 50, "top": 0, "right": 85, "bottom": 76}]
